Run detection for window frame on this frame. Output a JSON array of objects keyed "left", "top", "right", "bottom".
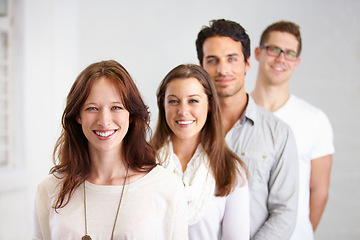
[{"left": 0, "top": 0, "right": 13, "bottom": 168}]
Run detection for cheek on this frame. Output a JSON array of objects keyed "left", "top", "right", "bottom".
[
  {"left": 233, "top": 62, "right": 247, "bottom": 74},
  {"left": 120, "top": 113, "right": 131, "bottom": 126},
  {"left": 79, "top": 114, "right": 92, "bottom": 126},
  {"left": 80, "top": 121, "right": 91, "bottom": 136},
  {"left": 260, "top": 59, "right": 269, "bottom": 70},
  {"left": 164, "top": 106, "right": 174, "bottom": 123},
  {"left": 203, "top": 65, "right": 216, "bottom": 75},
  {"left": 197, "top": 105, "right": 209, "bottom": 123},
  {"left": 290, "top": 62, "right": 299, "bottom": 71}
]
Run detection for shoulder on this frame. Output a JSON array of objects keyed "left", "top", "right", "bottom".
[
  {"left": 252, "top": 105, "right": 299, "bottom": 156},
  {"left": 291, "top": 95, "right": 332, "bottom": 125},
  {"left": 36, "top": 174, "right": 63, "bottom": 198},
  {"left": 246, "top": 95, "right": 291, "bottom": 132},
  {"left": 37, "top": 174, "right": 62, "bottom": 189},
  {"left": 255, "top": 103, "right": 292, "bottom": 134},
  {"left": 291, "top": 95, "right": 324, "bottom": 114},
  {"left": 139, "top": 165, "right": 184, "bottom": 191},
  {"left": 156, "top": 142, "right": 172, "bottom": 165},
  {"left": 143, "top": 165, "right": 185, "bottom": 202},
  {"left": 149, "top": 165, "right": 183, "bottom": 187}
]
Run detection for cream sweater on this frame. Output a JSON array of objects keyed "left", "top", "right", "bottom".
[{"left": 33, "top": 165, "right": 188, "bottom": 240}]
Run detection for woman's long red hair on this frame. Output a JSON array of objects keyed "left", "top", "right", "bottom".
[{"left": 51, "top": 60, "right": 156, "bottom": 210}]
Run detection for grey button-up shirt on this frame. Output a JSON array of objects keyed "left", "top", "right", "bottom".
[{"left": 225, "top": 95, "right": 299, "bottom": 240}]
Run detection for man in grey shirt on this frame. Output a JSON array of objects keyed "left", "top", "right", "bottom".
[{"left": 195, "top": 19, "right": 299, "bottom": 239}]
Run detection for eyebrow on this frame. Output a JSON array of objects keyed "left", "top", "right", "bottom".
[
  {"left": 166, "top": 94, "right": 202, "bottom": 98},
  {"left": 227, "top": 53, "right": 240, "bottom": 57},
  {"left": 205, "top": 53, "right": 240, "bottom": 59},
  {"left": 83, "top": 101, "right": 124, "bottom": 106}
]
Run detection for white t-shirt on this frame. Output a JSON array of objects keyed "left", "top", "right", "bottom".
[
  {"left": 157, "top": 142, "right": 250, "bottom": 240},
  {"left": 32, "top": 165, "right": 188, "bottom": 240},
  {"left": 274, "top": 95, "right": 335, "bottom": 240}
]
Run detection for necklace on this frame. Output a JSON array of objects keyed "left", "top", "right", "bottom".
[{"left": 82, "top": 165, "right": 129, "bottom": 240}]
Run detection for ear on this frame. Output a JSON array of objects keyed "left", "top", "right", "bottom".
[
  {"left": 245, "top": 57, "right": 251, "bottom": 73},
  {"left": 254, "top": 47, "right": 261, "bottom": 61},
  {"left": 76, "top": 115, "right": 82, "bottom": 124}
]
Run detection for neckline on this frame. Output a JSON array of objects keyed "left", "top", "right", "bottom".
[
  {"left": 274, "top": 94, "right": 294, "bottom": 114},
  {"left": 169, "top": 141, "right": 206, "bottom": 174},
  {"left": 82, "top": 165, "right": 129, "bottom": 240},
  {"left": 84, "top": 165, "right": 160, "bottom": 190}
]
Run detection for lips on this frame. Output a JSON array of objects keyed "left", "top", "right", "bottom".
[
  {"left": 176, "top": 120, "right": 195, "bottom": 126},
  {"left": 215, "top": 77, "right": 232, "bottom": 84},
  {"left": 94, "top": 130, "right": 116, "bottom": 138}
]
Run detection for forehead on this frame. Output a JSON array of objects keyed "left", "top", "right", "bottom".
[
  {"left": 265, "top": 31, "right": 299, "bottom": 50},
  {"left": 202, "top": 36, "right": 244, "bottom": 58},
  {"left": 87, "top": 77, "right": 121, "bottom": 100},
  {"left": 165, "top": 78, "right": 205, "bottom": 96}
]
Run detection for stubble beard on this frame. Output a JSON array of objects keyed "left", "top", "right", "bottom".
[
  {"left": 213, "top": 72, "right": 244, "bottom": 98},
  {"left": 216, "top": 83, "right": 243, "bottom": 98}
]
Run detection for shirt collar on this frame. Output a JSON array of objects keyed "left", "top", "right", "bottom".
[{"left": 242, "top": 94, "right": 256, "bottom": 125}]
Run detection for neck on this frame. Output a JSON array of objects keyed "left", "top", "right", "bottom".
[
  {"left": 171, "top": 136, "right": 199, "bottom": 172},
  {"left": 87, "top": 148, "right": 128, "bottom": 185},
  {"left": 252, "top": 76, "right": 290, "bottom": 112},
  {"left": 219, "top": 91, "right": 248, "bottom": 133}
]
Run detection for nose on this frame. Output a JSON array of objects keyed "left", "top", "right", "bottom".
[
  {"left": 177, "top": 103, "right": 189, "bottom": 116},
  {"left": 275, "top": 51, "right": 286, "bottom": 61},
  {"left": 97, "top": 109, "right": 111, "bottom": 127},
  {"left": 217, "top": 61, "right": 230, "bottom": 75}
]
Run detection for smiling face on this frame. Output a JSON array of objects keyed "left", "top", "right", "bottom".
[
  {"left": 77, "top": 77, "right": 130, "bottom": 155},
  {"left": 255, "top": 31, "right": 301, "bottom": 86},
  {"left": 164, "top": 77, "right": 209, "bottom": 144},
  {"left": 202, "top": 36, "right": 250, "bottom": 98}
]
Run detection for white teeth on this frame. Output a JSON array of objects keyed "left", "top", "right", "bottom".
[
  {"left": 177, "top": 120, "right": 193, "bottom": 125},
  {"left": 273, "top": 67, "right": 284, "bottom": 71},
  {"left": 95, "top": 130, "right": 115, "bottom": 137}
]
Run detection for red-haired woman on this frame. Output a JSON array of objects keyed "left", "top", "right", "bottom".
[{"left": 33, "top": 60, "right": 187, "bottom": 240}]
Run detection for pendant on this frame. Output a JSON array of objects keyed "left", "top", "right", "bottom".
[{"left": 82, "top": 235, "right": 92, "bottom": 240}]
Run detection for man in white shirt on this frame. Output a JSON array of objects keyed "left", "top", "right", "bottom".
[
  {"left": 196, "top": 19, "right": 299, "bottom": 240},
  {"left": 251, "top": 21, "right": 335, "bottom": 240}
]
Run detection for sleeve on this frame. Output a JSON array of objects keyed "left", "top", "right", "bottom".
[
  {"left": 171, "top": 179, "right": 189, "bottom": 240},
  {"left": 310, "top": 110, "right": 335, "bottom": 160},
  {"left": 32, "top": 177, "right": 53, "bottom": 240},
  {"left": 252, "top": 126, "right": 299, "bottom": 240},
  {"left": 222, "top": 181, "right": 250, "bottom": 240}
]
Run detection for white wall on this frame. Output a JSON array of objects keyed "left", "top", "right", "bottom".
[{"left": 1, "top": 0, "right": 359, "bottom": 239}]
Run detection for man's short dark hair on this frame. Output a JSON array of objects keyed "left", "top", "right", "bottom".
[{"left": 196, "top": 19, "right": 251, "bottom": 65}]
